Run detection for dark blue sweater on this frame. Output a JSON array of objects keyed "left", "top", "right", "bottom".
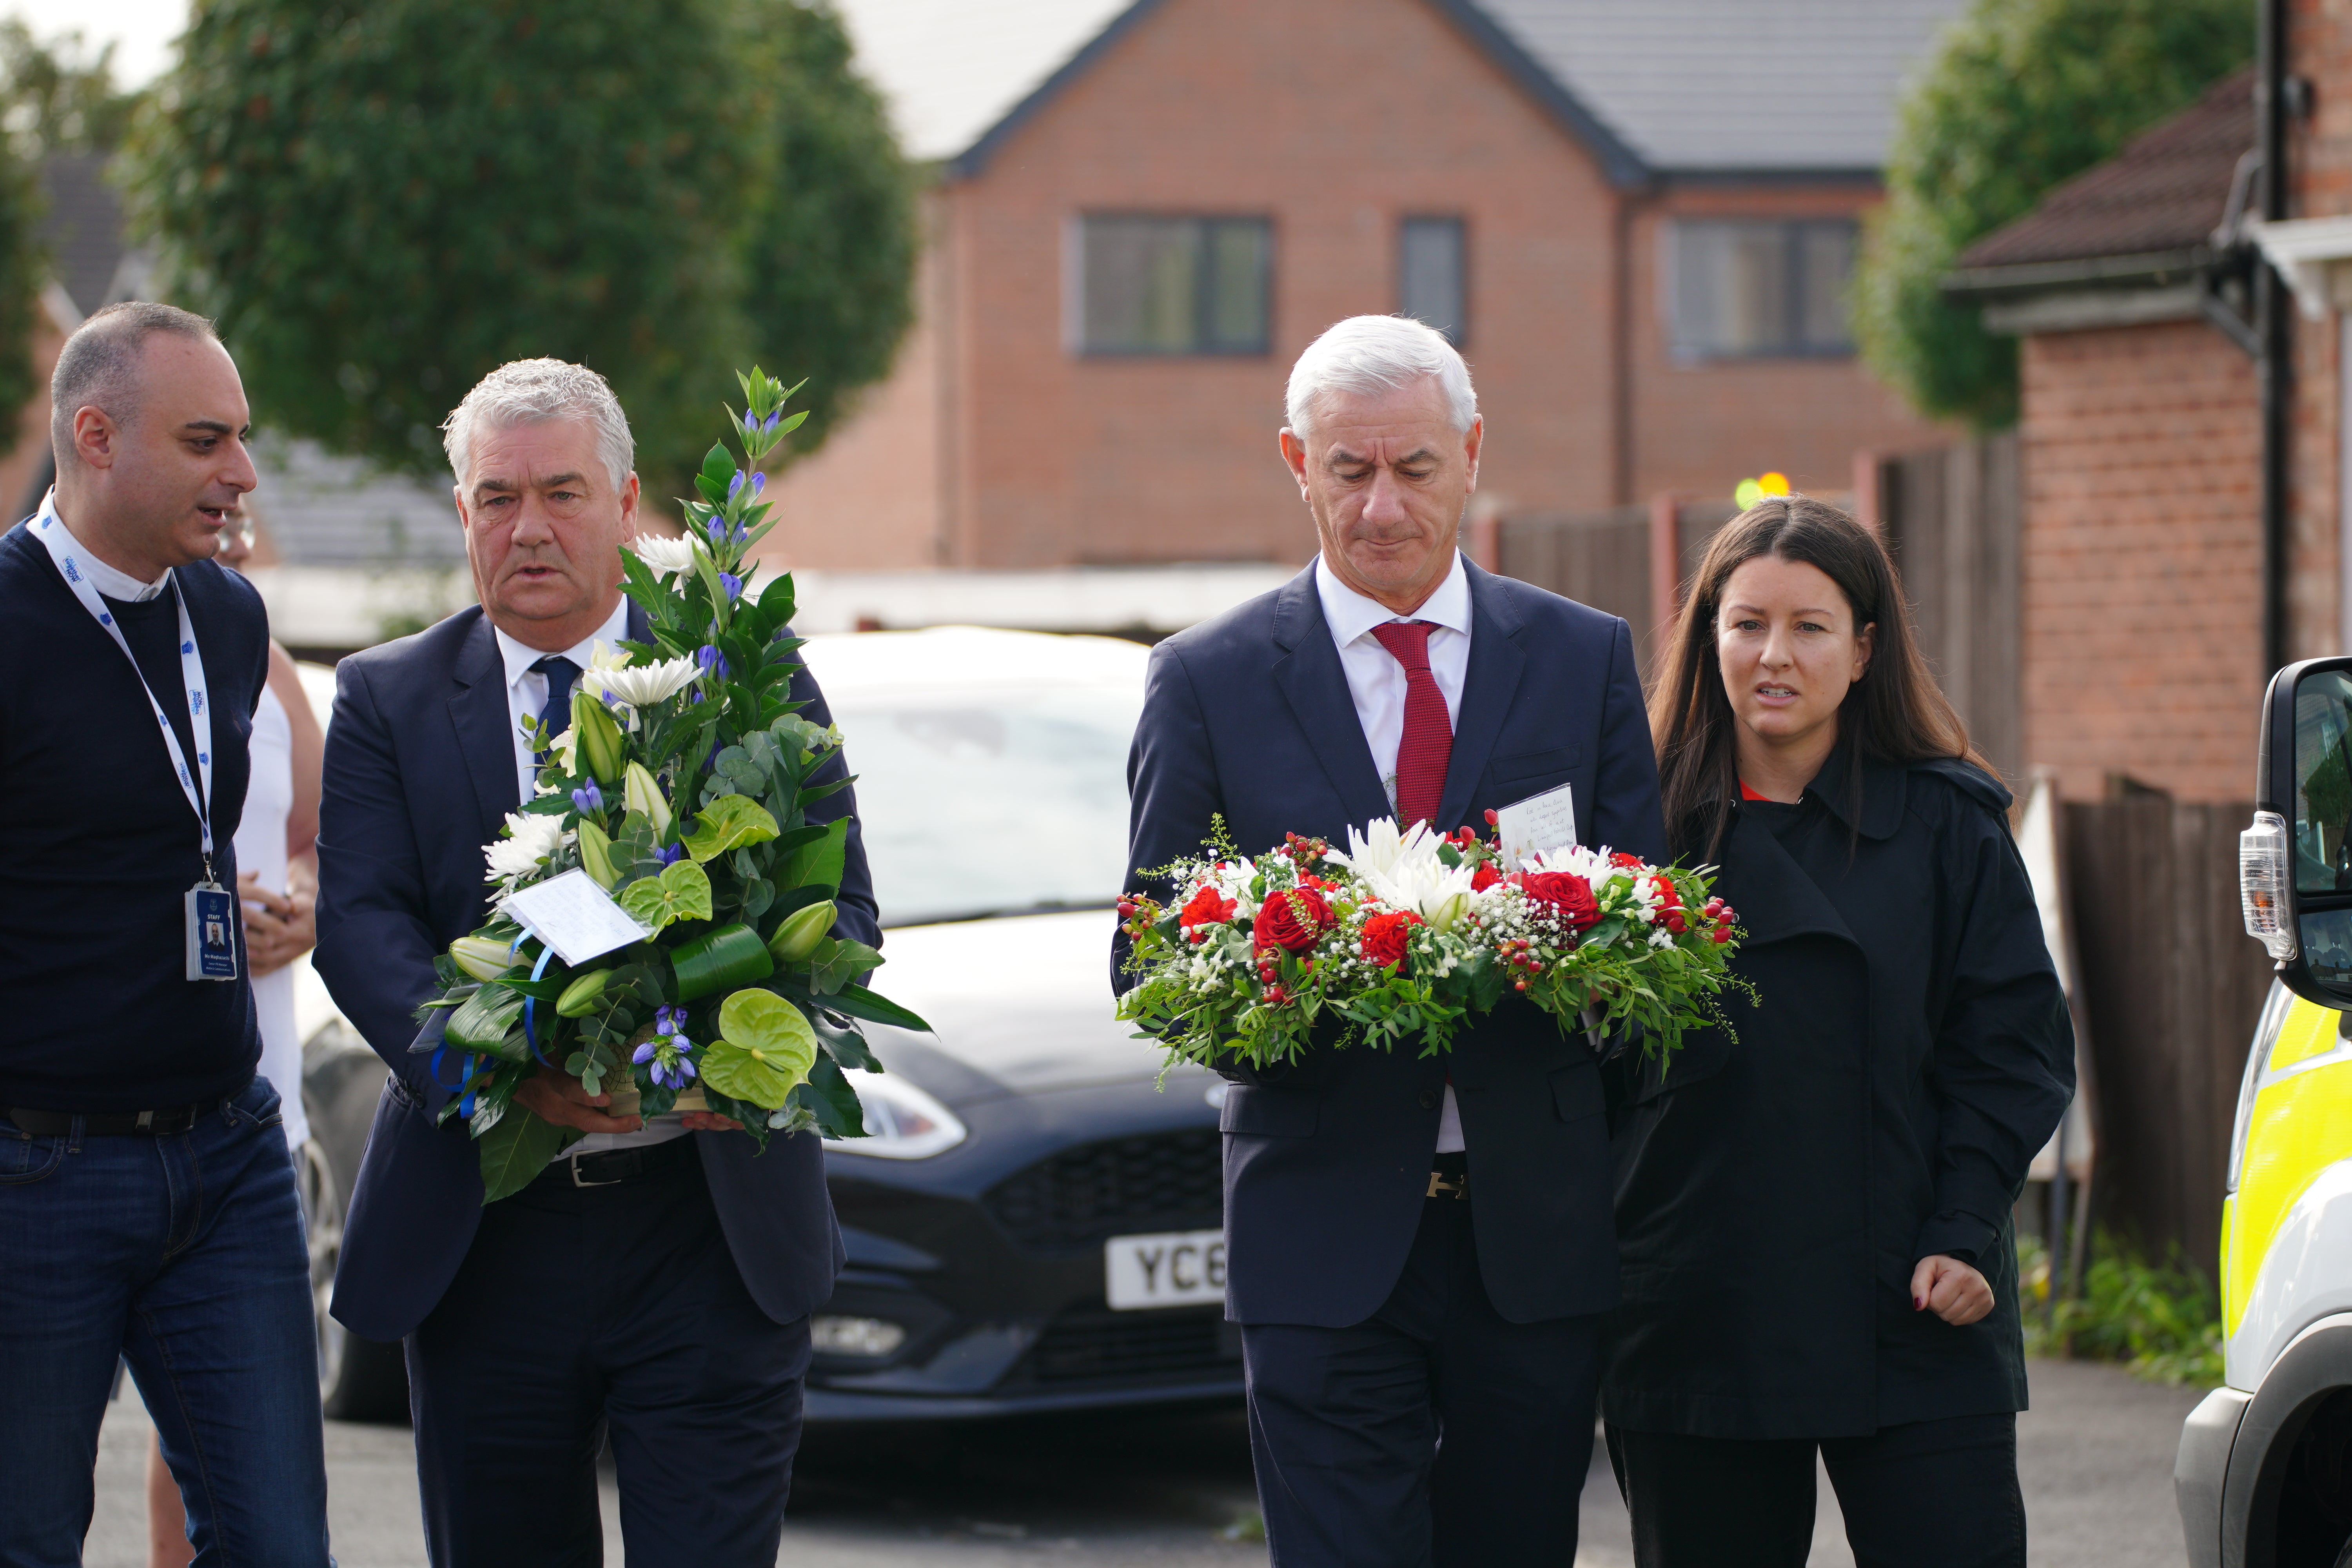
[{"left": 0, "top": 521, "right": 268, "bottom": 1111}]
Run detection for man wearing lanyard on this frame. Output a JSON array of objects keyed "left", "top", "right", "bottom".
[{"left": 0, "top": 302, "right": 331, "bottom": 1563}]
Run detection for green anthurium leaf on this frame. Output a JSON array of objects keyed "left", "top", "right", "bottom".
[
  {"left": 701, "top": 441, "right": 735, "bottom": 485},
  {"left": 615, "top": 860, "right": 714, "bottom": 930},
  {"left": 477, "top": 1107, "right": 579, "bottom": 1204},
  {"left": 682, "top": 793, "right": 780, "bottom": 863},
  {"left": 814, "top": 1016, "right": 881, "bottom": 1072},
  {"left": 699, "top": 988, "right": 819, "bottom": 1109}
]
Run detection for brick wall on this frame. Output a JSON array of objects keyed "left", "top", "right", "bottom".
[
  {"left": 756, "top": 0, "right": 1949, "bottom": 574},
  {"left": 2018, "top": 320, "right": 2262, "bottom": 801}
]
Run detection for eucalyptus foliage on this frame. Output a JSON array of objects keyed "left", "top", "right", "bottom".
[
  {"left": 123, "top": 0, "right": 914, "bottom": 490},
  {"left": 1853, "top": 0, "right": 2254, "bottom": 430}
]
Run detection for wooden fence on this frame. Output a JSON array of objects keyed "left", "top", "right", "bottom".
[{"left": 2064, "top": 790, "right": 2272, "bottom": 1275}]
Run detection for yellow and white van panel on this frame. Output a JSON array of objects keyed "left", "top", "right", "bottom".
[{"left": 2225, "top": 991, "right": 2352, "bottom": 1390}]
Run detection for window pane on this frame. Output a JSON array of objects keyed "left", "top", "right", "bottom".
[
  {"left": 1204, "top": 219, "right": 1271, "bottom": 351},
  {"left": 1798, "top": 221, "right": 1858, "bottom": 351},
  {"left": 1400, "top": 217, "right": 1466, "bottom": 345},
  {"left": 1673, "top": 218, "right": 1858, "bottom": 358},
  {"left": 1082, "top": 216, "right": 1202, "bottom": 352}
]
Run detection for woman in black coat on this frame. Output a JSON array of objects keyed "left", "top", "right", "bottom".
[{"left": 1605, "top": 496, "right": 2074, "bottom": 1568}]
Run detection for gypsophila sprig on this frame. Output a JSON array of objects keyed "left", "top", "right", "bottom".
[
  {"left": 1118, "top": 814, "right": 1746, "bottom": 1074},
  {"left": 417, "top": 368, "right": 930, "bottom": 1205}
]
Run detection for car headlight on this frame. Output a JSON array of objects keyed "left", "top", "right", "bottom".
[
  {"left": 809, "top": 1314, "right": 908, "bottom": 1357},
  {"left": 821, "top": 1068, "right": 967, "bottom": 1159}
]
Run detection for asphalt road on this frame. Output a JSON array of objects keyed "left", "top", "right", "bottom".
[{"left": 82, "top": 1357, "right": 2203, "bottom": 1567}]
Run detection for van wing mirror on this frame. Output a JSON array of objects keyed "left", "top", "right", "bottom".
[{"left": 2252, "top": 656, "right": 2352, "bottom": 1007}]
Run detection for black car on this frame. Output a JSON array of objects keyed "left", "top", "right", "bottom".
[{"left": 303, "top": 627, "right": 1241, "bottom": 1423}]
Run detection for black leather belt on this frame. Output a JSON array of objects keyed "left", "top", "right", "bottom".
[
  {"left": 5, "top": 1101, "right": 218, "bottom": 1137},
  {"left": 1427, "top": 1150, "right": 1470, "bottom": 1201},
  {"left": 535, "top": 1135, "right": 699, "bottom": 1190}
]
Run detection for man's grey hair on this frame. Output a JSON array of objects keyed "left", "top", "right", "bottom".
[
  {"left": 441, "top": 358, "right": 634, "bottom": 491},
  {"left": 1285, "top": 315, "right": 1478, "bottom": 444},
  {"left": 50, "top": 301, "right": 222, "bottom": 465}
]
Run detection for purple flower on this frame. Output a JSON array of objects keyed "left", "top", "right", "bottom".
[
  {"left": 697, "top": 644, "right": 731, "bottom": 679},
  {"left": 656, "top": 1005, "right": 687, "bottom": 1036},
  {"left": 633, "top": 1012, "right": 699, "bottom": 1090},
  {"left": 762, "top": 408, "right": 782, "bottom": 434},
  {"left": 741, "top": 409, "right": 760, "bottom": 437},
  {"left": 718, "top": 572, "right": 742, "bottom": 601},
  {"left": 751, "top": 472, "right": 766, "bottom": 496},
  {"left": 653, "top": 842, "right": 686, "bottom": 866},
  {"left": 727, "top": 471, "right": 746, "bottom": 501},
  {"left": 570, "top": 781, "right": 603, "bottom": 815},
  {"left": 706, "top": 517, "right": 727, "bottom": 547}
]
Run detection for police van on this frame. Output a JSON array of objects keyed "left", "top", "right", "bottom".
[{"left": 2178, "top": 658, "right": 2352, "bottom": 1567}]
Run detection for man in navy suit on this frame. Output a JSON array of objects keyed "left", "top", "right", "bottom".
[
  {"left": 1122, "top": 316, "right": 1666, "bottom": 1566},
  {"left": 315, "top": 359, "right": 875, "bottom": 1566}
]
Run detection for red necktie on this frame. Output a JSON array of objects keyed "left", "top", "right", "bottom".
[{"left": 1370, "top": 621, "right": 1452, "bottom": 828}]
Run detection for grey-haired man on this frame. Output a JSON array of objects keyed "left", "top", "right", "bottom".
[{"left": 315, "top": 359, "right": 878, "bottom": 1566}]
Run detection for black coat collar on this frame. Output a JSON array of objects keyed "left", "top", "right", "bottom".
[{"left": 1793, "top": 739, "right": 1908, "bottom": 843}]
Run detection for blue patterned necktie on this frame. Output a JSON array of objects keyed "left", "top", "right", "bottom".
[{"left": 532, "top": 655, "right": 579, "bottom": 746}]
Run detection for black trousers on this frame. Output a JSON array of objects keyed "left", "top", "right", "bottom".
[
  {"left": 405, "top": 1147, "right": 813, "bottom": 1568},
  {"left": 1607, "top": 1414, "right": 2026, "bottom": 1568},
  {"left": 1240, "top": 1191, "right": 1602, "bottom": 1568}
]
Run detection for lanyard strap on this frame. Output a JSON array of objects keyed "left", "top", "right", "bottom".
[{"left": 29, "top": 491, "right": 218, "bottom": 873}]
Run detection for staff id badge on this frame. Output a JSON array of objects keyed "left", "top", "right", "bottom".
[{"left": 186, "top": 881, "right": 240, "bottom": 982}]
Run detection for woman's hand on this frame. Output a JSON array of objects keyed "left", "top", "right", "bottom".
[
  {"left": 1911, "top": 1254, "right": 1994, "bottom": 1326},
  {"left": 239, "top": 870, "right": 317, "bottom": 977}
]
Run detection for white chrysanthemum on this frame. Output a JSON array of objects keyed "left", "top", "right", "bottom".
[
  {"left": 589, "top": 655, "right": 700, "bottom": 709},
  {"left": 483, "top": 811, "right": 569, "bottom": 886},
  {"left": 1330, "top": 818, "right": 1476, "bottom": 929},
  {"left": 628, "top": 533, "right": 704, "bottom": 577},
  {"left": 1521, "top": 842, "right": 1610, "bottom": 879}
]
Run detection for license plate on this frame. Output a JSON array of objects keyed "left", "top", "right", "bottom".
[{"left": 1103, "top": 1228, "right": 1227, "bottom": 1310}]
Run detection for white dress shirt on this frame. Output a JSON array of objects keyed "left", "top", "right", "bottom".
[
  {"left": 491, "top": 599, "right": 687, "bottom": 1153},
  {"left": 1314, "top": 550, "right": 1472, "bottom": 1154},
  {"left": 76, "top": 546, "right": 171, "bottom": 602}
]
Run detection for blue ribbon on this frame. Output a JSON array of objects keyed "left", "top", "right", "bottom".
[
  {"left": 520, "top": 942, "right": 556, "bottom": 1067},
  {"left": 430, "top": 1042, "right": 481, "bottom": 1119}
]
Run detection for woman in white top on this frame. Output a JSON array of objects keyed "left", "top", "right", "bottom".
[{"left": 148, "top": 515, "right": 323, "bottom": 1568}]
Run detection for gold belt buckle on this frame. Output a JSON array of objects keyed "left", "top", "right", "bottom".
[{"left": 1426, "top": 1170, "right": 1468, "bottom": 1200}]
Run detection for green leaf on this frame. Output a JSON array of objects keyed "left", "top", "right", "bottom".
[
  {"left": 808, "top": 937, "right": 884, "bottom": 996},
  {"left": 799, "top": 1053, "right": 867, "bottom": 1138},
  {"left": 783, "top": 816, "right": 848, "bottom": 893},
  {"left": 827, "top": 981, "right": 930, "bottom": 1033},
  {"left": 477, "top": 1107, "right": 578, "bottom": 1204},
  {"left": 701, "top": 442, "right": 736, "bottom": 485},
  {"left": 615, "top": 860, "right": 714, "bottom": 930},
  {"left": 815, "top": 1017, "right": 881, "bottom": 1072},
  {"left": 700, "top": 989, "right": 819, "bottom": 1109},
  {"left": 444, "top": 985, "right": 528, "bottom": 1058},
  {"left": 681, "top": 793, "right": 780, "bottom": 863}
]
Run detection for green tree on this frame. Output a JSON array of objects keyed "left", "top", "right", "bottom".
[
  {"left": 1853, "top": 0, "right": 2254, "bottom": 430},
  {"left": 124, "top": 0, "right": 914, "bottom": 490},
  {"left": 0, "top": 24, "right": 140, "bottom": 458}
]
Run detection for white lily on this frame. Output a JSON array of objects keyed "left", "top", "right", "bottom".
[
  {"left": 588, "top": 654, "right": 700, "bottom": 709},
  {"left": 483, "top": 810, "right": 569, "bottom": 887},
  {"left": 627, "top": 533, "right": 704, "bottom": 577}
]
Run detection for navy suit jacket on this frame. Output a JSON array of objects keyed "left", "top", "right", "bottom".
[
  {"left": 318, "top": 603, "right": 876, "bottom": 1342},
  {"left": 1121, "top": 559, "right": 1666, "bottom": 1327}
]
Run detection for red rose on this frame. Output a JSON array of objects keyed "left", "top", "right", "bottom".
[
  {"left": 1179, "top": 884, "right": 1238, "bottom": 931},
  {"left": 1253, "top": 886, "right": 1333, "bottom": 955},
  {"left": 1470, "top": 863, "right": 1502, "bottom": 892},
  {"left": 1521, "top": 871, "right": 1601, "bottom": 934},
  {"left": 1610, "top": 851, "right": 1643, "bottom": 868},
  {"left": 1359, "top": 909, "right": 1423, "bottom": 968},
  {"left": 1649, "top": 875, "right": 1681, "bottom": 911}
]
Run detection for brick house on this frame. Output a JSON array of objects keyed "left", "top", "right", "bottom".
[
  {"left": 1947, "top": 73, "right": 2265, "bottom": 803},
  {"left": 768, "top": 0, "right": 1958, "bottom": 576}
]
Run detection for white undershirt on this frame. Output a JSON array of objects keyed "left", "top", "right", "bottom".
[
  {"left": 75, "top": 546, "right": 171, "bottom": 602},
  {"left": 1314, "top": 550, "right": 1473, "bottom": 1155},
  {"left": 490, "top": 599, "right": 686, "bottom": 1154}
]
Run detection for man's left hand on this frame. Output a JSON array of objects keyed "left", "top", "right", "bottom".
[
  {"left": 679, "top": 1109, "right": 743, "bottom": 1132},
  {"left": 1911, "top": 1254, "right": 1994, "bottom": 1325}
]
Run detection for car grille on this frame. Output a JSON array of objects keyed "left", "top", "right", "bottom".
[
  {"left": 1022, "top": 1303, "right": 1240, "bottom": 1385},
  {"left": 982, "top": 1129, "right": 1223, "bottom": 1252}
]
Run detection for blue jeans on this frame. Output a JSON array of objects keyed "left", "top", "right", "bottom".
[{"left": 0, "top": 1075, "right": 330, "bottom": 1568}]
